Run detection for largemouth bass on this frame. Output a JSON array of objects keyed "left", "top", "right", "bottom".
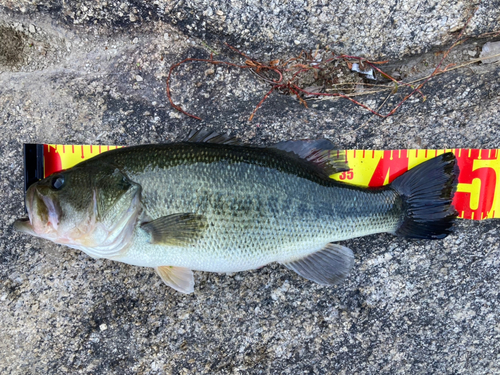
[{"left": 14, "top": 130, "right": 459, "bottom": 293}]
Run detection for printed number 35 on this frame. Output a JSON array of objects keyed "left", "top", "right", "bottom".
[{"left": 338, "top": 169, "right": 354, "bottom": 180}]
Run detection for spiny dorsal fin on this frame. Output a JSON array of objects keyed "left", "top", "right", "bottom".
[
  {"left": 140, "top": 213, "right": 207, "bottom": 246},
  {"left": 282, "top": 243, "right": 354, "bottom": 285},
  {"left": 270, "top": 139, "right": 349, "bottom": 176},
  {"left": 186, "top": 129, "right": 242, "bottom": 145},
  {"left": 156, "top": 266, "right": 195, "bottom": 294}
]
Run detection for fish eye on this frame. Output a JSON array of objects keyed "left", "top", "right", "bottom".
[{"left": 51, "top": 175, "right": 65, "bottom": 190}]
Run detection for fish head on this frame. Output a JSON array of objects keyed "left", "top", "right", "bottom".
[{"left": 15, "top": 165, "right": 142, "bottom": 255}]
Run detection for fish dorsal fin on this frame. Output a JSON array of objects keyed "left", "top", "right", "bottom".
[
  {"left": 156, "top": 266, "right": 195, "bottom": 294},
  {"left": 282, "top": 243, "right": 354, "bottom": 285},
  {"left": 270, "top": 139, "right": 349, "bottom": 176},
  {"left": 186, "top": 129, "right": 242, "bottom": 145},
  {"left": 140, "top": 213, "right": 207, "bottom": 246}
]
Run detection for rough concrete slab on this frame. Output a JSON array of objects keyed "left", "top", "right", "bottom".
[{"left": 1, "top": 1, "right": 499, "bottom": 374}]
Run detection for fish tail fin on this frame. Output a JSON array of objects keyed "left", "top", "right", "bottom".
[{"left": 390, "top": 152, "right": 459, "bottom": 239}]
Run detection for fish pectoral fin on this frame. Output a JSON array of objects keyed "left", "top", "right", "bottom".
[
  {"left": 140, "top": 213, "right": 207, "bottom": 246},
  {"left": 282, "top": 243, "right": 354, "bottom": 285},
  {"left": 156, "top": 266, "right": 195, "bottom": 294}
]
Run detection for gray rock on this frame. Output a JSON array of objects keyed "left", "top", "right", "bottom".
[
  {"left": 480, "top": 41, "right": 500, "bottom": 63},
  {"left": 1, "top": 1, "right": 499, "bottom": 374}
]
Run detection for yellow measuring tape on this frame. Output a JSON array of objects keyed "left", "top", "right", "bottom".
[{"left": 40, "top": 145, "right": 500, "bottom": 221}]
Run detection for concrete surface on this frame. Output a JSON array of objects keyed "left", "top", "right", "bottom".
[{"left": 1, "top": 0, "right": 499, "bottom": 374}]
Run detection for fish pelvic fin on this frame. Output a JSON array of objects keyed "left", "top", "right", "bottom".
[
  {"left": 391, "top": 152, "right": 459, "bottom": 239},
  {"left": 282, "top": 243, "right": 354, "bottom": 285},
  {"left": 140, "top": 213, "right": 207, "bottom": 246},
  {"left": 270, "top": 139, "right": 349, "bottom": 177},
  {"left": 156, "top": 266, "right": 194, "bottom": 294}
]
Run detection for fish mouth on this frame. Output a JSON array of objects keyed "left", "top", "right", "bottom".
[
  {"left": 14, "top": 187, "right": 36, "bottom": 234},
  {"left": 14, "top": 186, "right": 61, "bottom": 236},
  {"left": 13, "top": 217, "right": 35, "bottom": 235}
]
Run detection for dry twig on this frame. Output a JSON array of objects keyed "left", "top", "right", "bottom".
[{"left": 166, "top": 4, "right": 491, "bottom": 122}]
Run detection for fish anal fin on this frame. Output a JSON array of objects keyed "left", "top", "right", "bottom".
[
  {"left": 156, "top": 266, "right": 194, "bottom": 294},
  {"left": 140, "top": 213, "right": 207, "bottom": 246},
  {"left": 270, "top": 139, "right": 349, "bottom": 176},
  {"left": 282, "top": 243, "right": 354, "bottom": 285},
  {"left": 186, "top": 129, "right": 242, "bottom": 145}
]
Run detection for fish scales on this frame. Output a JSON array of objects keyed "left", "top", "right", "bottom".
[
  {"left": 83, "top": 143, "right": 401, "bottom": 271},
  {"left": 15, "top": 132, "right": 459, "bottom": 293}
]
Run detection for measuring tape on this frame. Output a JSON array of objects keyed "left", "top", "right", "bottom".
[{"left": 23, "top": 144, "right": 500, "bottom": 221}]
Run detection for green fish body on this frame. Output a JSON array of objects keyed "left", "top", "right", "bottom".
[{"left": 15, "top": 131, "right": 458, "bottom": 293}]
